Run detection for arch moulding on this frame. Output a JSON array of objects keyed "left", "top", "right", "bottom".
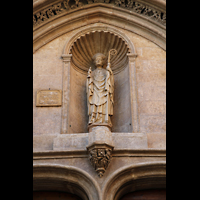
[
  {"left": 33, "top": 164, "right": 101, "bottom": 200},
  {"left": 102, "top": 161, "right": 166, "bottom": 200},
  {"left": 33, "top": 3, "right": 166, "bottom": 53}
]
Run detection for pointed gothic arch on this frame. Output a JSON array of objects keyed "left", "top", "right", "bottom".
[
  {"left": 102, "top": 161, "right": 166, "bottom": 200},
  {"left": 33, "top": 164, "right": 101, "bottom": 200}
]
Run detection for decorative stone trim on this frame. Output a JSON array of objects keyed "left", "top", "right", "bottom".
[
  {"left": 33, "top": 0, "right": 166, "bottom": 28},
  {"left": 87, "top": 143, "right": 114, "bottom": 177},
  {"left": 33, "top": 149, "right": 166, "bottom": 160},
  {"left": 33, "top": 164, "right": 101, "bottom": 200},
  {"left": 103, "top": 161, "right": 166, "bottom": 200}
]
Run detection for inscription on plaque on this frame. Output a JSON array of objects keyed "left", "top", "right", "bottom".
[{"left": 36, "top": 90, "right": 62, "bottom": 106}]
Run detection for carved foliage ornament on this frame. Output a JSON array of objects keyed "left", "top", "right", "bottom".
[
  {"left": 88, "top": 146, "right": 113, "bottom": 177},
  {"left": 33, "top": 0, "right": 166, "bottom": 27}
]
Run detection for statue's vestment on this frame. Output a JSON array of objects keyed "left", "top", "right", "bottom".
[{"left": 86, "top": 66, "right": 114, "bottom": 125}]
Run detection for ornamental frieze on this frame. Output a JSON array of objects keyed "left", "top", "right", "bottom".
[{"left": 33, "top": 0, "right": 166, "bottom": 27}]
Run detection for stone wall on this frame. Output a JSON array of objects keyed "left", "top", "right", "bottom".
[
  {"left": 33, "top": 1, "right": 166, "bottom": 199},
  {"left": 33, "top": 25, "right": 166, "bottom": 148}
]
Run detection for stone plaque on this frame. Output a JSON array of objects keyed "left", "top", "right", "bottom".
[{"left": 36, "top": 90, "right": 62, "bottom": 107}]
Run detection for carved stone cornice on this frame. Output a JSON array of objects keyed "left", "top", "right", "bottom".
[
  {"left": 33, "top": 0, "right": 166, "bottom": 29},
  {"left": 33, "top": 149, "right": 166, "bottom": 160}
]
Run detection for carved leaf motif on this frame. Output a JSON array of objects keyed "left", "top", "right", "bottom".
[
  {"left": 94, "top": 0, "right": 105, "bottom": 3},
  {"left": 143, "top": 6, "right": 153, "bottom": 16},
  {"left": 71, "top": 0, "right": 84, "bottom": 9},
  {"left": 53, "top": 3, "right": 63, "bottom": 14},
  {"left": 127, "top": 0, "right": 134, "bottom": 9},
  {"left": 88, "top": 147, "right": 113, "bottom": 177},
  {"left": 151, "top": 10, "right": 161, "bottom": 20},
  {"left": 33, "top": 0, "right": 166, "bottom": 27},
  {"left": 36, "top": 12, "right": 41, "bottom": 24},
  {"left": 133, "top": 2, "right": 145, "bottom": 14},
  {"left": 120, "top": 0, "right": 126, "bottom": 7},
  {"left": 114, "top": 0, "right": 126, "bottom": 8},
  {"left": 87, "top": 0, "right": 94, "bottom": 4},
  {"left": 33, "top": 15, "right": 37, "bottom": 25},
  {"left": 114, "top": 0, "right": 121, "bottom": 6},
  {"left": 40, "top": 10, "right": 48, "bottom": 21},
  {"left": 63, "top": 0, "right": 70, "bottom": 10},
  {"left": 46, "top": 7, "right": 54, "bottom": 18}
]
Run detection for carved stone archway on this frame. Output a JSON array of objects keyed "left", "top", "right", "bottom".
[
  {"left": 60, "top": 25, "right": 139, "bottom": 134},
  {"left": 102, "top": 161, "right": 166, "bottom": 200},
  {"left": 33, "top": 164, "right": 101, "bottom": 200},
  {"left": 33, "top": 1, "right": 166, "bottom": 53}
]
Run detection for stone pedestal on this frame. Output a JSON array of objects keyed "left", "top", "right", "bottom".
[
  {"left": 88, "top": 125, "right": 113, "bottom": 145},
  {"left": 87, "top": 125, "right": 114, "bottom": 177}
]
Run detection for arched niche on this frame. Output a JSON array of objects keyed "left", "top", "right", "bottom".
[
  {"left": 102, "top": 162, "right": 166, "bottom": 200},
  {"left": 61, "top": 25, "right": 139, "bottom": 133},
  {"left": 33, "top": 164, "right": 101, "bottom": 200}
]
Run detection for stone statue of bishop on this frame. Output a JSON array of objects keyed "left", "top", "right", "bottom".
[{"left": 86, "top": 53, "right": 114, "bottom": 128}]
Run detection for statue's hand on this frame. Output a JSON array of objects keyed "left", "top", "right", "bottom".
[
  {"left": 87, "top": 67, "right": 92, "bottom": 77},
  {"left": 106, "top": 63, "right": 111, "bottom": 70}
]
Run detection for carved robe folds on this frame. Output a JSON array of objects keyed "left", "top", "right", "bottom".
[{"left": 86, "top": 63, "right": 114, "bottom": 127}]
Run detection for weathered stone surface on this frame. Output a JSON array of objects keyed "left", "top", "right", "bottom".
[
  {"left": 33, "top": 134, "right": 57, "bottom": 151},
  {"left": 139, "top": 115, "right": 166, "bottom": 134},
  {"left": 135, "top": 60, "right": 166, "bottom": 74},
  {"left": 136, "top": 73, "right": 166, "bottom": 87},
  {"left": 33, "top": 75, "right": 62, "bottom": 90},
  {"left": 136, "top": 47, "right": 166, "bottom": 61},
  {"left": 88, "top": 126, "right": 113, "bottom": 146},
  {"left": 112, "top": 133, "right": 148, "bottom": 149},
  {"left": 138, "top": 86, "right": 166, "bottom": 101},
  {"left": 68, "top": 66, "right": 88, "bottom": 133},
  {"left": 53, "top": 133, "right": 89, "bottom": 150},
  {"left": 112, "top": 65, "right": 132, "bottom": 133},
  {"left": 138, "top": 100, "right": 166, "bottom": 115},
  {"left": 147, "top": 133, "right": 166, "bottom": 148},
  {"left": 50, "top": 132, "right": 147, "bottom": 151},
  {"left": 33, "top": 107, "right": 62, "bottom": 135}
]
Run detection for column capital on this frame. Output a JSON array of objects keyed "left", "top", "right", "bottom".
[
  {"left": 127, "top": 53, "right": 138, "bottom": 61},
  {"left": 61, "top": 54, "right": 72, "bottom": 62}
]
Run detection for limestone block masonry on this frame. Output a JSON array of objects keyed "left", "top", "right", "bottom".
[{"left": 33, "top": 0, "right": 166, "bottom": 198}]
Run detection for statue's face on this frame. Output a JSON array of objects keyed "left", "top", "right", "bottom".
[{"left": 94, "top": 55, "right": 104, "bottom": 67}]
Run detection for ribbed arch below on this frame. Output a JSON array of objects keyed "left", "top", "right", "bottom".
[
  {"left": 103, "top": 162, "right": 166, "bottom": 200},
  {"left": 33, "top": 164, "right": 101, "bottom": 200},
  {"left": 33, "top": 162, "right": 166, "bottom": 200}
]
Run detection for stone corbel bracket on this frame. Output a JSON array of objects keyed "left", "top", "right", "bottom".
[{"left": 87, "top": 143, "right": 114, "bottom": 178}]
